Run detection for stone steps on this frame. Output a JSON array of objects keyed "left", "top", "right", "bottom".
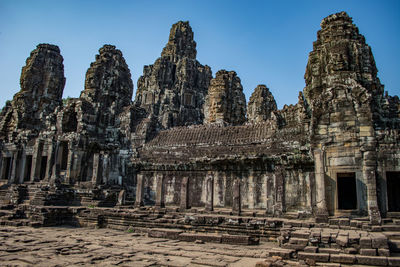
[{"left": 143, "top": 227, "right": 259, "bottom": 245}]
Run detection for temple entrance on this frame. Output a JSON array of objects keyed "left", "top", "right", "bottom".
[
  {"left": 24, "top": 155, "right": 33, "bottom": 182},
  {"left": 337, "top": 172, "right": 357, "bottom": 210},
  {"left": 39, "top": 156, "right": 47, "bottom": 180},
  {"left": 1, "top": 157, "right": 12, "bottom": 180},
  {"left": 387, "top": 172, "right": 400, "bottom": 212}
]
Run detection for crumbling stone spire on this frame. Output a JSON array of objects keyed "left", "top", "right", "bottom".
[
  {"left": 247, "top": 84, "right": 277, "bottom": 123},
  {"left": 161, "top": 21, "right": 197, "bottom": 62},
  {"left": 81, "top": 44, "right": 133, "bottom": 112},
  {"left": 0, "top": 44, "right": 65, "bottom": 139},
  {"left": 304, "top": 11, "right": 383, "bottom": 105},
  {"left": 135, "top": 21, "right": 212, "bottom": 131},
  {"left": 204, "top": 70, "right": 246, "bottom": 126},
  {"left": 304, "top": 11, "right": 383, "bottom": 224}
]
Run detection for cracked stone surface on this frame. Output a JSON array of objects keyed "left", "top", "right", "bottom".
[{"left": 0, "top": 226, "right": 287, "bottom": 267}]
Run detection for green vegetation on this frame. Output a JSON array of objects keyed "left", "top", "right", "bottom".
[{"left": 62, "top": 96, "right": 72, "bottom": 106}]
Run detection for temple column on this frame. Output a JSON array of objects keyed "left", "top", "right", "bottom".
[
  {"left": 102, "top": 155, "right": 109, "bottom": 184},
  {"left": 363, "top": 151, "right": 381, "bottom": 225},
  {"left": 232, "top": 177, "right": 241, "bottom": 215},
  {"left": 205, "top": 172, "right": 213, "bottom": 211},
  {"left": 314, "top": 149, "right": 329, "bottom": 222},
  {"left": 31, "top": 140, "right": 43, "bottom": 182},
  {"left": 135, "top": 173, "right": 144, "bottom": 207},
  {"left": 9, "top": 151, "right": 18, "bottom": 184},
  {"left": 248, "top": 171, "right": 255, "bottom": 209},
  {"left": 155, "top": 173, "right": 165, "bottom": 208},
  {"left": 180, "top": 176, "right": 189, "bottom": 211},
  {"left": 0, "top": 153, "right": 4, "bottom": 180},
  {"left": 65, "top": 150, "right": 74, "bottom": 184},
  {"left": 17, "top": 148, "right": 27, "bottom": 184},
  {"left": 91, "top": 153, "right": 101, "bottom": 185},
  {"left": 46, "top": 142, "right": 56, "bottom": 182}
]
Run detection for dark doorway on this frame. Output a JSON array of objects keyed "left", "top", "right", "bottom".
[
  {"left": 2, "top": 157, "right": 12, "bottom": 180},
  {"left": 40, "top": 156, "right": 47, "bottom": 180},
  {"left": 24, "top": 155, "right": 33, "bottom": 182},
  {"left": 387, "top": 172, "right": 400, "bottom": 212},
  {"left": 337, "top": 173, "right": 357, "bottom": 210}
]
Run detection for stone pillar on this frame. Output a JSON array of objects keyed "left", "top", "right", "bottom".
[
  {"left": 248, "top": 171, "right": 255, "bottom": 209},
  {"left": 31, "top": 140, "right": 43, "bottom": 182},
  {"left": 180, "top": 176, "right": 189, "bottom": 211},
  {"left": 0, "top": 154, "right": 4, "bottom": 180},
  {"left": 91, "top": 153, "right": 101, "bottom": 185},
  {"left": 363, "top": 151, "right": 381, "bottom": 225},
  {"left": 117, "top": 189, "right": 126, "bottom": 206},
  {"left": 9, "top": 151, "right": 18, "bottom": 184},
  {"left": 65, "top": 150, "right": 74, "bottom": 184},
  {"left": 135, "top": 173, "right": 144, "bottom": 207},
  {"left": 76, "top": 152, "right": 85, "bottom": 182},
  {"left": 314, "top": 149, "right": 329, "bottom": 222},
  {"left": 46, "top": 142, "right": 56, "bottom": 182},
  {"left": 17, "top": 148, "right": 27, "bottom": 184},
  {"left": 232, "top": 177, "right": 241, "bottom": 215},
  {"left": 274, "top": 166, "right": 285, "bottom": 216},
  {"left": 102, "top": 155, "right": 110, "bottom": 184},
  {"left": 205, "top": 173, "right": 213, "bottom": 211},
  {"left": 155, "top": 173, "right": 165, "bottom": 208}
]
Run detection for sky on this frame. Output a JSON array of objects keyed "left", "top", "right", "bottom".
[{"left": 0, "top": 0, "right": 399, "bottom": 109}]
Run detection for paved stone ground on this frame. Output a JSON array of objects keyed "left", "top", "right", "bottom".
[{"left": 0, "top": 226, "right": 280, "bottom": 267}]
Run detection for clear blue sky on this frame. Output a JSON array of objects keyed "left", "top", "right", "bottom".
[{"left": 0, "top": 0, "right": 399, "bottom": 109}]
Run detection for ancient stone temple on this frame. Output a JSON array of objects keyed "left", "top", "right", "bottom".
[
  {"left": 135, "top": 21, "right": 212, "bottom": 133},
  {"left": 1, "top": 12, "right": 400, "bottom": 265}
]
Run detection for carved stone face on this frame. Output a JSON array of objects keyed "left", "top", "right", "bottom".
[{"left": 328, "top": 50, "right": 349, "bottom": 72}]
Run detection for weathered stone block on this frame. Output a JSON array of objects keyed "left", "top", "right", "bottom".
[
  {"left": 377, "top": 248, "right": 390, "bottom": 257},
  {"left": 178, "top": 233, "right": 221, "bottom": 243},
  {"left": 388, "top": 257, "right": 400, "bottom": 266},
  {"left": 304, "top": 246, "right": 317, "bottom": 253},
  {"left": 360, "top": 248, "right": 377, "bottom": 256},
  {"left": 360, "top": 236, "right": 372, "bottom": 248},
  {"left": 221, "top": 234, "right": 259, "bottom": 245},
  {"left": 330, "top": 254, "right": 356, "bottom": 264},
  {"left": 336, "top": 235, "right": 348, "bottom": 247},
  {"left": 371, "top": 234, "right": 388, "bottom": 249},
  {"left": 268, "top": 248, "right": 294, "bottom": 259},
  {"left": 148, "top": 228, "right": 183, "bottom": 240},
  {"left": 356, "top": 255, "right": 388, "bottom": 266},
  {"left": 298, "top": 252, "right": 330, "bottom": 263}
]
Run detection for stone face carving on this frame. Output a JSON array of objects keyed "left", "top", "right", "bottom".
[
  {"left": 204, "top": 70, "right": 246, "bottom": 126},
  {"left": 135, "top": 21, "right": 212, "bottom": 131},
  {"left": 81, "top": 44, "right": 133, "bottom": 124},
  {"left": 0, "top": 13, "right": 399, "bottom": 228},
  {"left": 303, "top": 11, "right": 393, "bottom": 223},
  {"left": 247, "top": 84, "right": 277, "bottom": 123},
  {"left": 0, "top": 44, "right": 65, "bottom": 140}
]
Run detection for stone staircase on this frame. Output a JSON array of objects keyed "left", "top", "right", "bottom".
[{"left": 269, "top": 216, "right": 400, "bottom": 266}]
